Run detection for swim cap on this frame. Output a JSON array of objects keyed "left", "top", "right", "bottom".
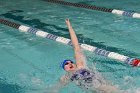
[
  {"left": 131, "top": 59, "right": 140, "bottom": 66},
  {"left": 61, "top": 59, "right": 73, "bottom": 70}
]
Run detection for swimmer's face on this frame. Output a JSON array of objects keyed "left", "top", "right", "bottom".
[{"left": 64, "top": 61, "right": 76, "bottom": 72}]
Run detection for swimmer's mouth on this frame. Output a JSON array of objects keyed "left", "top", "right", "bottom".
[{"left": 70, "top": 65, "right": 73, "bottom": 69}]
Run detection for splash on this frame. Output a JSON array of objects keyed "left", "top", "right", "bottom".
[{"left": 135, "top": 88, "right": 140, "bottom": 93}]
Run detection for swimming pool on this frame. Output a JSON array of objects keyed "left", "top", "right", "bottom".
[{"left": 0, "top": 0, "right": 140, "bottom": 93}]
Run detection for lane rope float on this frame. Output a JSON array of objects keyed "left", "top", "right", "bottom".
[
  {"left": 0, "top": 18, "right": 140, "bottom": 66},
  {"left": 46, "top": 0, "right": 140, "bottom": 19}
]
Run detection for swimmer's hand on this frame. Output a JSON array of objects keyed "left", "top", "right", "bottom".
[{"left": 65, "top": 19, "right": 71, "bottom": 27}]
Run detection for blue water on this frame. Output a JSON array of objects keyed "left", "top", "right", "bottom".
[{"left": 0, "top": 0, "right": 140, "bottom": 93}]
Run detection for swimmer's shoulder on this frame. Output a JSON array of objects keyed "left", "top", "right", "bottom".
[{"left": 60, "top": 73, "right": 72, "bottom": 85}]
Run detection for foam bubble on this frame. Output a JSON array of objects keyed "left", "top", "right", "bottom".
[
  {"left": 31, "top": 77, "right": 43, "bottom": 86},
  {"left": 124, "top": 76, "right": 133, "bottom": 80}
]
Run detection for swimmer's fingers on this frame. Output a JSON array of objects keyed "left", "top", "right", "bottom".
[
  {"left": 66, "top": 18, "right": 69, "bottom": 22},
  {"left": 65, "top": 18, "right": 69, "bottom": 22},
  {"left": 65, "top": 19, "right": 71, "bottom": 27}
]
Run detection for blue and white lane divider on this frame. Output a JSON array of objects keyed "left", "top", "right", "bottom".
[
  {"left": 112, "top": 9, "right": 140, "bottom": 18},
  {"left": 0, "top": 18, "right": 140, "bottom": 66},
  {"left": 46, "top": 0, "right": 140, "bottom": 19}
]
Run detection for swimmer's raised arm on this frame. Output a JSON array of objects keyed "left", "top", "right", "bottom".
[{"left": 65, "top": 19, "right": 85, "bottom": 69}]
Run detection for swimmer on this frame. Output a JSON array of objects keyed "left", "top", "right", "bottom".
[
  {"left": 57, "top": 19, "right": 128, "bottom": 93},
  {"left": 48, "top": 19, "right": 127, "bottom": 93}
]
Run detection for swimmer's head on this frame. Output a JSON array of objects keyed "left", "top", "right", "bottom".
[{"left": 61, "top": 60, "right": 76, "bottom": 72}]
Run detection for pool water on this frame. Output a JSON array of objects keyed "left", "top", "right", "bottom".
[{"left": 0, "top": 0, "right": 140, "bottom": 93}]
